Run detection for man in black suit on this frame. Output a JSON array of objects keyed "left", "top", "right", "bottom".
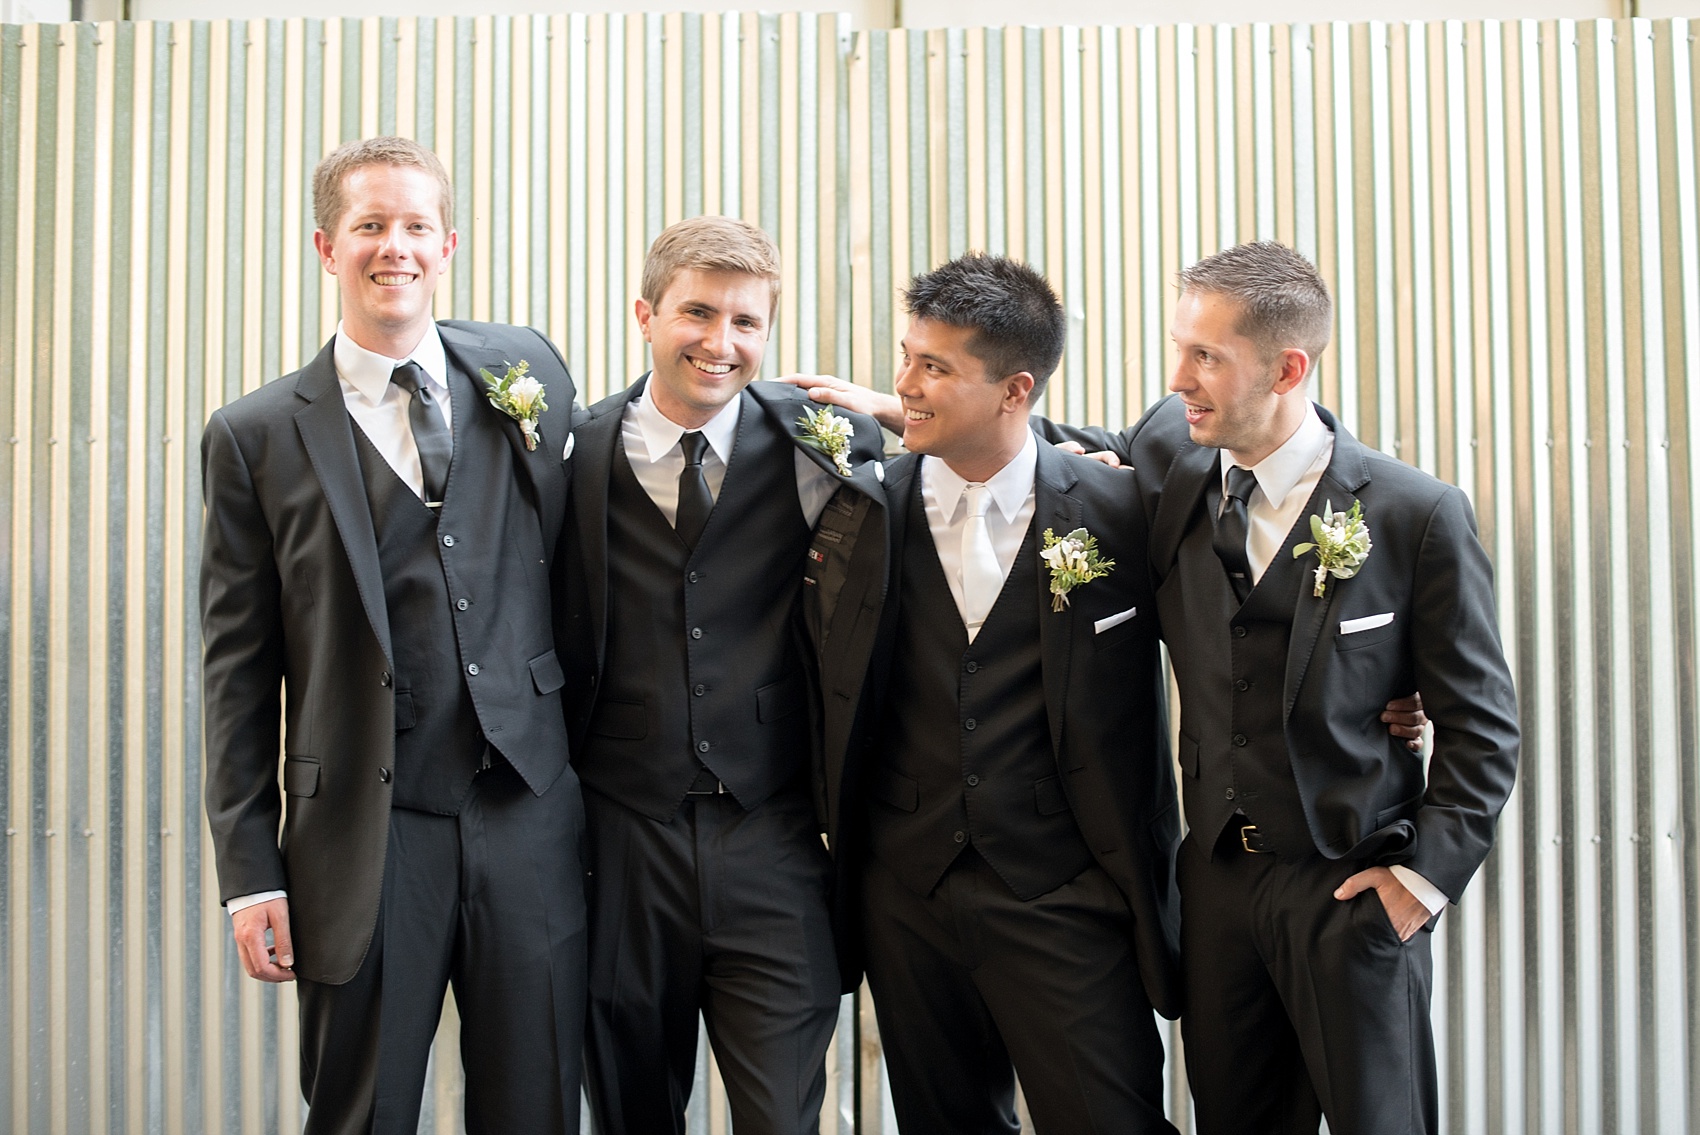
[
  {"left": 802, "top": 254, "right": 1182, "bottom": 1134},
  {"left": 1032, "top": 242, "right": 1519, "bottom": 1134},
  {"left": 560, "top": 215, "right": 884, "bottom": 1135},
  {"left": 200, "top": 137, "right": 585, "bottom": 1135}
]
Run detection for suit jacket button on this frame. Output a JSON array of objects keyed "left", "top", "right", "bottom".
[
  {"left": 442, "top": 534, "right": 455, "bottom": 547},
  {"left": 966, "top": 775, "right": 980, "bottom": 787},
  {"left": 953, "top": 830, "right": 966, "bottom": 843},
  {"left": 380, "top": 671, "right": 392, "bottom": 687},
  {"left": 1232, "top": 733, "right": 1247, "bottom": 747},
  {"left": 964, "top": 718, "right": 977, "bottom": 731},
  {"left": 964, "top": 661, "right": 978, "bottom": 673},
  {"left": 378, "top": 767, "right": 392, "bottom": 784},
  {"left": 691, "top": 627, "right": 703, "bottom": 639},
  {"left": 1225, "top": 787, "right": 1235, "bottom": 800},
  {"left": 1235, "top": 679, "right": 1249, "bottom": 691},
  {"left": 694, "top": 684, "right": 706, "bottom": 696},
  {"left": 688, "top": 571, "right": 700, "bottom": 583},
  {"left": 457, "top": 598, "right": 470, "bottom": 611},
  {"left": 467, "top": 663, "right": 480, "bottom": 676},
  {"left": 698, "top": 741, "right": 710, "bottom": 753},
  {"left": 1233, "top": 625, "right": 1247, "bottom": 638}
]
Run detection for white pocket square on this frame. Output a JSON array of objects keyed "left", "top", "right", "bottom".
[
  {"left": 1339, "top": 612, "right": 1394, "bottom": 635},
  {"left": 872, "top": 460, "right": 885, "bottom": 483},
  {"left": 1094, "top": 606, "right": 1138, "bottom": 634},
  {"left": 561, "top": 432, "right": 575, "bottom": 461}
]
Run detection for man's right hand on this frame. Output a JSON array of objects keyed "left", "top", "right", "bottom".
[
  {"left": 780, "top": 374, "right": 907, "bottom": 434},
  {"left": 232, "top": 897, "right": 297, "bottom": 982}
]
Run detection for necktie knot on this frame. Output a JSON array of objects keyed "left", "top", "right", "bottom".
[
  {"left": 1223, "top": 465, "right": 1257, "bottom": 507},
  {"left": 390, "top": 360, "right": 428, "bottom": 398},
  {"left": 680, "top": 430, "right": 709, "bottom": 468},
  {"left": 963, "top": 483, "right": 992, "bottom": 521},
  {"left": 391, "top": 361, "right": 451, "bottom": 507},
  {"left": 1213, "top": 464, "right": 1258, "bottom": 603},
  {"left": 675, "top": 432, "right": 714, "bottom": 549}
]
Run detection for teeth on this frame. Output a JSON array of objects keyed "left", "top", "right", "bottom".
[
  {"left": 906, "top": 409, "right": 933, "bottom": 420},
  {"left": 690, "top": 358, "right": 733, "bottom": 375},
  {"left": 372, "top": 274, "right": 414, "bottom": 286}
]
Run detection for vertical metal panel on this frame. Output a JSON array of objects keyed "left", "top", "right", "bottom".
[{"left": 1, "top": 14, "right": 1698, "bottom": 1135}]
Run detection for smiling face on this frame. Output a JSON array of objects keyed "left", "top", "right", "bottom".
[
  {"left": 312, "top": 163, "right": 456, "bottom": 359},
  {"left": 1167, "top": 288, "right": 1311, "bottom": 467},
  {"left": 636, "top": 268, "right": 774, "bottom": 429},
  {"left": 893, "top": 316, "right": 1034, "bottom": 483}
]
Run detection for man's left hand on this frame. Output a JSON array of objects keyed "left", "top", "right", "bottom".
[{"left": 1334, "top": 866, "right": 1429, "bottom": 942}]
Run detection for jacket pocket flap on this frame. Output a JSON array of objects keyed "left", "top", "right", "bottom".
[
  {"left": 591, "top": 699, "right": 646, "bottom": 740},
  {"left": 284, "top": 758, "right": 320, "bottom": 798},
  {"left": 529, "top": 650, "right": 566, "bottom": 695},
  {"left": 756, "top": 673, "right": 805, "bottom": 723},
  {"left": 393, "top": 691, "right": 416, "bottom": 732},
  {"left": 872, "top": 768, "right": 919, "bottom": 813},
  {"left": 1034, "top": 775, "right": 1070, "bottom": 816}
]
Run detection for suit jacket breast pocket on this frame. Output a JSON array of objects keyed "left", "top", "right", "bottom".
[
  {"left": 1335, "top": 619, "right": 1399, "bottom": 652},
  {"left": 1092, "top": 607, "right": 1143, "bottom": 653}
]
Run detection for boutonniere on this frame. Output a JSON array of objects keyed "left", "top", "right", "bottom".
[
  {"left": 1040, "top": 527, "right": 1115, "bottom": 612},
  {"left": 481, "top": 360, "right": 547, "bottom": 451},
  {"left": 1292, "top": 499, "right": 1372, "bottom": 598},
  {"left": 795, "top": 406, "right": 855, "bottom": 476}
]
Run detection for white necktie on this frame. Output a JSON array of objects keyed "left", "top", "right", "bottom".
[{"left": 960, "top": 484, "right": 1003, "bottom": 642}]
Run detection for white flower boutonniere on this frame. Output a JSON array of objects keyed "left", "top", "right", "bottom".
[
  {"left": 1292, "top": 499, "right": 1372, "bottom": 598},
  {"left": 1040, "top": 527, "right": 1115, "bottom": 612},
  {"left": 481, "top": 360, "right": 547, "bottom": 451},
  {"left": 795, "top": 406, "right": 855, "bottom": 476}
]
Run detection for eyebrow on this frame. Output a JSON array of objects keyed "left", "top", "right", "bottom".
[{"left": 676, "top": 296, "right": 765, "bottom": 323}]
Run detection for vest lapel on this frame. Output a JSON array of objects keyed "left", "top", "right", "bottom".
[
  {"left": 293, "top": 339, "right": 393, "bottom": 665},
  {"left": 1034, "top": 445, "right": 1081, "bottom": 760}
]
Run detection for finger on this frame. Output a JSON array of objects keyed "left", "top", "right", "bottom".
[
  {"left": 1333, "top": 868, "right": 1377, "bottom": 900},
  {"left": 269, "top": 909, "right": 296, "bottom": 973},
  {"left": 1385, "top": 693, "right": 1423, "bottom": 712},
  {"left": 1086, "top": 450, "right": 1124, "bottom": 467},
  {"left": 1406, "top": 738, "right": 1424, "bottom": 752},
  {"left": 1054, "top": 440, "right": 1086, "bottom": 455}
]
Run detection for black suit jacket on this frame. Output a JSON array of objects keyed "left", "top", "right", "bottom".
[
  {"left": 1041, "top": 396, "right": 1520, "bottom": 901},
  {"left": 806, "top": 439, "right": 1184, "bottom": 1018},
  {"left": 200, "top": 321, "right": 576, "bottom": 984}
]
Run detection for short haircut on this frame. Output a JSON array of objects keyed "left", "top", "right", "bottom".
[
  {"left": 312, "top": 136, "right": 454, "bottom": 234},
  {"left": 902, "top": 253, "right": 1067, "bottom": 398},
  {"left": 1178, "top": 241, "right": 1333, "bottom": 360},
  {"left": 640, "top": 215, "right": 782, "bottom": 313}
]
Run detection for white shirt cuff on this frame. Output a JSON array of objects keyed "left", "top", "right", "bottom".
[
  {"left": 225, "top": 889, "right": 287, "bottom": 916},
  {"left": 1389, "top": 866, "right": 1447, "bottom": 916}
]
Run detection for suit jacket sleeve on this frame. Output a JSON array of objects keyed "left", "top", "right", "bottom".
[
  {"left": 200, "top": 409, "right": 291, "bottom": 903},
  {"left": 1405, "top": 485, "right": 1520, "bottom": 900}
]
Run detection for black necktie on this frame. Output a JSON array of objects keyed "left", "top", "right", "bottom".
[
  {"left": 675, "top": 431, "right": 713, "bottom": 548},
  {"left": 1213, "top": 464, "right": 1257, "bottom": 602},
  {"left": 390, "top": 362, "right": 453, "bottom": 508}
]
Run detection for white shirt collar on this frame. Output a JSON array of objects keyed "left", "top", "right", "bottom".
[
  {"left": 630, "top": 379, "right": 743, "bottom": 464},
  {"left": 1222, "top": 401, "right": 1330, "bottom": 509},
  {"left": 924, "top": 428, "right": 1039, "bottom": 523},
  {"left": 332, "top": 321, "right": 450, "bottom": 406}
]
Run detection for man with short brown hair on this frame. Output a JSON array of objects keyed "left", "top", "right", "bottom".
[{"left": 202, "top": 136, "right": 586, "bottom": 1134}]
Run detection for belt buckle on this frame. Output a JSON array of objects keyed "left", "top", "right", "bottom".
[{"left": 1239, "top": 824, "right": 1271, "bottom": 854}]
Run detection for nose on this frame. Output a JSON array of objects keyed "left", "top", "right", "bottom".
[
  {"left": 376, "top": 222, "right": 408, "bottom": 257},
  {"left": 700, "top": 316, "right": 732, "bottom": 357},
  {"left": 1167, "top": 360, "right": 1189, "bottom": 394},
  {"left": 893, "top": 358, "right": 918, "bottom": 398}
]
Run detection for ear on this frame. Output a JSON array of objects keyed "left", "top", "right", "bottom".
[
  {"left": 312, "top": 230, "right": 336, "bottom": 274},
  {"left": 634, "top": 297, "right": 654, "bottom": 341},
  {"left": 1001, "top": 371, "right": 1036, "bottom": 413},
  {"left": 1272, "top": 348, "right": 1311, "bottom": 394},
  {"left": 438, "top": 229, "right": 459, "bottom": 267}
]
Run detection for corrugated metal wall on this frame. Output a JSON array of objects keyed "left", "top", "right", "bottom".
[{"left": 0, "top": 13, "right": 1695, "bottom": 1134}]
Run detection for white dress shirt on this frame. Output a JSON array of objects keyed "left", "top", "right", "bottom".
[
  {"left": 620, "top": 384, "right": 841, "bottom": 527},
  {"left": 920, "top": 430, "right": 1039, "bottom": 628},
  {"left": 1221, "top": 401, "right": 1445, "bottom": 917}
]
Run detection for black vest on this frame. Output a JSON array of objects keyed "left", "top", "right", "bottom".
[
  {"left": 870, "top": 487, "right": 1094, "bottom": 901},
  {"left": 350, "top": 365, "right": 539, "bottom": 813},
  {"left": 577, "top": 398, "right": 813, "bottom": 820},
  {"left": 1169, "top": 486, "right": 1313, "bottom": 853}
]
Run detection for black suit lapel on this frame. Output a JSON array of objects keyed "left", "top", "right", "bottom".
[
  {"left": 292, "top": 338, "right": 393, "bottom": 664},
  {"left": 574, "top": 380, "right": 646, "bottom": 671},
  {"left": 1034, "top": 444, "right": 1081, "bottom": 760},
  {"left": 1282, "top": 407, "right": 1372, "bottom": 719},
  {"left": 439, "top": 323, "right": 563, "bottom": 520},
  {"left": 1148, "top": 441, "right": 1217, "bottom": 583}
]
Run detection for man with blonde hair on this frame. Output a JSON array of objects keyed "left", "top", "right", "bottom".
[
  {"left": 560, "top": 214, "right": 883, "bottom": 1135},
  {"left": 202, "top": 136, "right": 586, "bottom": 1134}
]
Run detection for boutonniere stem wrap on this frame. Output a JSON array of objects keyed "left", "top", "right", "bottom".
[
  {"left": 795, "top": 406, "right": 855, "bottom": 476},
  {"left": 1292, "top": 499, "right": 1372, "bottom": 598},
  {"left": 1040, "top": 527, "right": 1115, "bottom": 612},
  {"left": 481, "top": 360, "right": 547, "bottom": 451}
]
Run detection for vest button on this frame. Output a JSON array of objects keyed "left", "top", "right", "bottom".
[
  {"left": 467, "top": 663, "right": 480, "bottom": 676},
  {"left": 953, "top": 830, "right": 966, "bottom": 843},
  {"left": 1232, "top": 733, "right": 1247, "bottom": 746},
  {"left": 698, "top": 741, "right": 710, "bottom": 753},
  {"left": 966, "top": 775, "right": 980, "bottom": 787},
  {"left": 457, "top": 598, "right": 470, "bottom": 611},
  {"left": 1233, "top": 625, "right": 1247, "bottom": 638},
  {"left": 442, "top": 534, "right": 455, "bottom": 547},
  {"left": 691, "top": 627, "right": 703, "bottom": 639},
  {"left": 378, "top": 767, "right": 392, "bottom": 784},
  {"left": 964, "top": 718, "right": 977, "bottom": 731},
  {"left": 964, "top": 661, "right": 978, "bottom": 673},
  {"left": 380, "top": 671, "right": 392, "bottom": 687},
  {"left": 1225, "top": 787, "right": 1236, "bottom": 800},
  {"left": 693, "top": 684, "right": 706, "bottom": 696},
  {"left": 688, "top": 571, "right": 700, "bottom": 583},
  {"left": 1235, "top": 679, "right": 1249, "bottom": 691}
]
